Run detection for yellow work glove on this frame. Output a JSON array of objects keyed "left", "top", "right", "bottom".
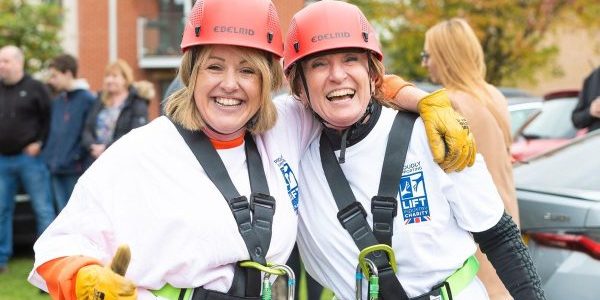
[
  {"left": 75, "top": 245, "right": 137, "bottom": 300},
  {"left": 417, "top": 89, "right": 476, "bottom": 172}
]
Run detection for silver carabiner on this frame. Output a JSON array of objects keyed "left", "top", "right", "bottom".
[
  {"left": 271, "top": 264, "right": 296, "bottom": 300},
  {"left": 355, "top": 258, "right": 379, "bottom": 300}
]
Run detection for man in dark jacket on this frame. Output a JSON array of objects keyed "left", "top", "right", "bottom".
[
  {"left": 42, "top": 54, "right": 95, "bottom": 212},
  {"left": 0, "top": 45, "right": 55, "bottom": 272},
  {"left": 572, "top": 66, "right": 600, "bottom": 132}
]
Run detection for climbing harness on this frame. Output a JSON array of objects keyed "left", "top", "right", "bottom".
[
  {"left": 155, "top": 123, "right": 293, "bottom": 300},
  {"left": 320, "top": 111, "right": 417, "bottom": 300},
  {"left": 320, "top": 111, "right": 480, "bottom": 300}
]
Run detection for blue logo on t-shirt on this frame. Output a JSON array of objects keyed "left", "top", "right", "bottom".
[
  {"left": 274, "top": 157, "right": 299, "bottom": 213},
  {"left": 399, "top": 171, "right": 430, "bottom": 224}
]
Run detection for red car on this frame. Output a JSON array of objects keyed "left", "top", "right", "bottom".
[{"left": 511, "top": 90, "right": 587, "bottom": 162}]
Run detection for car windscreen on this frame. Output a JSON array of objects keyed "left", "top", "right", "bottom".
[
  {"left": 514, "top": 132, "right": 600, "bottom": 192},
  {"left": 510, "top": 107, "right": 539, "bottom": 137},
  {"left": 520, "top": 98, "right": 578, "bottom": 139}
]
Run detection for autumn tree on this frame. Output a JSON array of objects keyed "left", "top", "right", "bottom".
[
  {"left": 0, "top": 0, "right": 63, "bottom": 73},
  {"left": 349, "top": 0, "right": 600, "bottom": 85}
]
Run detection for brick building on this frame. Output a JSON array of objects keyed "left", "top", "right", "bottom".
[{"left": 59, "top": 0, "right": 305, "bottom": 119}]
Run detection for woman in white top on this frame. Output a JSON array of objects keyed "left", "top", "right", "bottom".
[
  {"left": 28, "top": 0, "right": 475, "bottom": 299},
  {"left": 283, "top": 1, "right": 545, "bottom": 300}
]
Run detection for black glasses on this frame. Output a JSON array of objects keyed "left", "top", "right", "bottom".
[{"left": 420, "top": 51, "right": 430, "bottom": 62}]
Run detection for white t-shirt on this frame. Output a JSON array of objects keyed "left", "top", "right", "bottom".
[
  {"left": 28, "top": 98, "right": 320, "bottom": 299},
  {"left": 297, "top": 107, "right": 504, "bottom": 300}
]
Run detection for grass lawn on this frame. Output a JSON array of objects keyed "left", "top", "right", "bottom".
[{"left": 0, "top": 256, "right": 50, "bottom": 300}]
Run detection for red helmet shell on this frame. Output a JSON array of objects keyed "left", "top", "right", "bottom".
[
  {"left": 180, "top": 0, "right": 283, "bottom": 58},
  {"left": 283, "top": 0, "right": 383, "bottom": 73}
]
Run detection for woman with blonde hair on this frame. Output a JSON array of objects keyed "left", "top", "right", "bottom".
[
  {"left": 81, "top": 59, "right": 151, "bottom": 161},
  {"left": 422, "top": 17, "right": 518, "bottom": 300},
  {"left": 27, "top": 1, "right": 319, "bottom": 299}
]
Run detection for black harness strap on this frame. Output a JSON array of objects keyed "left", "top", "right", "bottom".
[
  {"left": 174, "top": 123, "right": 274, "bottom": 298},
  {"left": 372, "top": 112, "right": 418, "bottom": 246},
  {"left": 319, "top": 111, "right": 417, "bottom": 300}
]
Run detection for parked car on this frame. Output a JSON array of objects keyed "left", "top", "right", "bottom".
[
  {"left": 508, "top": 97, "right": 543, "bottom": 138},
  {"left": 511, "top": 90, "right": 586, "bottom": 162},
  {"left": 514, "top": 130, "right": 600, "bottom": 300}
]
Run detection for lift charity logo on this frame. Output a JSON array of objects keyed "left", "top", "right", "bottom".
[{"left": 399, "top": 168, "right": 430, "bottom": 224}]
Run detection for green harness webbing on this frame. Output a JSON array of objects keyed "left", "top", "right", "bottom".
[
  {"left": 440, "top": 255, "right": 479, "bottom": 300},
  {"left": 152, "top": 283, "right": 192, "bottom": 300}
]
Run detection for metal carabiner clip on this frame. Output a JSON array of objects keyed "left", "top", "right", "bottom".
[
  {"left": 356, "top": 258, "right": 379, "bottom": 300},
  {"left": 271, "top": 264, "right": 296, "bottom": 300},
  {"left": 239, "top": 261, "right": 295, "bottom": 300}
]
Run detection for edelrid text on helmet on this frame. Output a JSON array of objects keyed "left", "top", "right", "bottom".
[
  {"left": 283, "top": 0, "right": 382, "bottom": 73},
  {"left": 311, "top": 32, "right": 351, "bottom": 43},
  {"left": 213, "top": 26, "right": 255, "bottom": 36},
  {"left": 180, "top": 0, "right": 283, "bottom": 58}
]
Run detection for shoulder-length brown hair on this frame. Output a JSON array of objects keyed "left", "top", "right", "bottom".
[{"left": 165, "top": 45, "right": 283, "bottom": 134}]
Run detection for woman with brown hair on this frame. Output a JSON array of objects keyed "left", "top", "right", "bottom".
[
  {"left": 82, "top": 59, "right": 152, "bottom": 160},
  {"left": 287, "top": 2, "right": 543, "bottom": 300}
]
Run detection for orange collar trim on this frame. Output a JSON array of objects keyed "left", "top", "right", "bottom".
[{"left": 209, "top": 133, "right": 245, "bottom": 149}]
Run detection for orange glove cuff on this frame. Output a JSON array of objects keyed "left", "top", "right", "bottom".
[
  {"left": 37, "top": 256, "right": 102, "bottom": 300},
  {"left": 382, "top": 74, "right": 414, "bottom": 100}
]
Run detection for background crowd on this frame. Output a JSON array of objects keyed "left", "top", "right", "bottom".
[{"left": 0, "top": 45, "right": 155, "bottom": 274}]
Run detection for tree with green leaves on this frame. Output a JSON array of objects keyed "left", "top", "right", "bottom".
[
  {"left": 349, "top": 0, "right": 600, "bottom": 85},
  {"left": 0, "top": 0, "right": 63, "bottom": 73}
]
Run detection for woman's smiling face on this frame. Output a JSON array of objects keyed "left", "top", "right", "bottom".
[
  {"left": 301, "top": 50, "right": 372, "bottom": 130},
  {"left": 194, "top": 45, "right": 262, "bottom": 140}
]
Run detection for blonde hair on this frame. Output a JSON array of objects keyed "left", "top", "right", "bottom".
[
  {"left": 426, "top": 18, "right": 512, "bottom": 146},
  {"left": 165, "top": 45, "right": 282, "bottom": 133},
  {"left": 425, "top": 18, "right": 489, "bottom": 103},
  {"left": 101, "top": 59, "right": 135, "bottom": 105},
  {"left": 286, "top": 51, "right": 389, "bottom": 107}
]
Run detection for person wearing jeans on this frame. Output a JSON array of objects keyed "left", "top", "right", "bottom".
[
  {"left": 42, "top": 54, "right": 95, "bottom": 212},
  {"left": 0, "top": 45, "right": 55, "bottom": 272},
  {"left": 0, "top": 154, "right": 55, "bottom": 261}
]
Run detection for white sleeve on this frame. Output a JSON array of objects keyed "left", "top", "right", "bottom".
[
  {"left": 28, "top": 178, "right": 114, "bottom": 289},
  {"left": 272, "top": 94, "right": 321, "bottom": 156},
  {"left": 32, "top": 179, "right": 114, "bottom": 267},
  {"left": 444, "top": 154, "right": 505, "bottom": 232}
]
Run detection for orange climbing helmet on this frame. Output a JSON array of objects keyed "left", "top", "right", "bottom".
[
  {"left": 283, "top": 0, "right": 383, "bottom": 73},
  {"left": 180, "top": 0, "right": 283, "bottom": 58}
]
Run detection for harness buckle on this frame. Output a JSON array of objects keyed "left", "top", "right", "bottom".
[
  {"left": 431, "top": 280, "right": 452, "bottom": 300},
  {"left": 371, "top": 196, "right": 398, "bottom": 217},
  {"left": 250, "top": 193, "right": 276, "bottom": 212},
  {"left": 337, "top": 201, "right": 367, "bottom": 224},
  {"left": 229, "top": 196, "right": 250, "bottom": 212}
]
